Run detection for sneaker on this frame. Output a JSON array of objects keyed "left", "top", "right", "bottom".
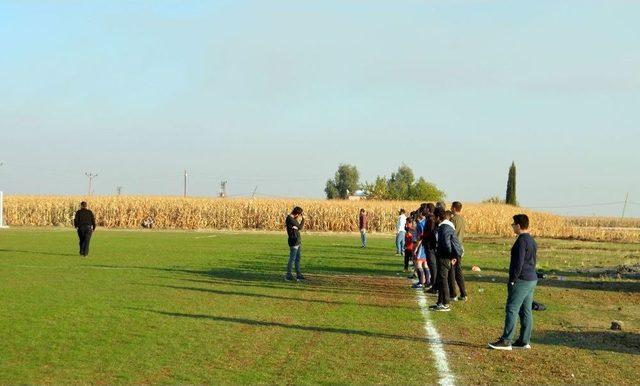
[
  {"left": 512, "top": 340, "right": 531, "bottom": 349},
  {"left": 434, "top": 304, "right": 451, "bottom": 312},
  {"left": 411, "top": 283, "right": 423, "bottom": 289},
  {"left": 428, "top": 304, "right": 440, "bottom": 309},
  {"left": 458, "top": 296, "right": 468, "bottom": 302},
  {"left": 451, "top": 296, "right": 459, "bottom": 302},
  {"left": 488, "top": 338, "right": 512, "bottom": 350},
  {"left": 296, "top": 275, "right": 306, "bottom": 281}
]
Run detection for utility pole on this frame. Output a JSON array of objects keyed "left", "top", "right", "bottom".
[
  {"left": 251, "top": 186, "right": 258, "bottom": 199},
  {"left": 0, "top": 162, "right": 7, "bottom": 228},
  {"left": 183, "top": 170, "right": 188, "bottom": 197},
  {"left": 116, "top": 186, "right": 123, "bottom": 196},
  {"left": 219, "top": 180, "right": 227, "bottom": 198},
  {"left": 85, "top": 172, "right": 98, "bottom": 196},
  {"left": 621, "top": 192, "right": 629, "bottom": 219}
]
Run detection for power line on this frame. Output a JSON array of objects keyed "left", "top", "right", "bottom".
[
  {"left": 527, "top": 201, "right": 624, "bottom": 209},
  {"left": 85, "top": 173, "right": 98, "bottom": 196}
]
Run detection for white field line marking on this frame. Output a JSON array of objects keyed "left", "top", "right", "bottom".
[
  {"left": 415, "top": 288, "right": 456, "bottom": 386},
  {"left": 193, "top": 235, "right": 218, "bottom": 239}
]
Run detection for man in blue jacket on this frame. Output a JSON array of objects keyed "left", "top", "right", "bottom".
[
  {"left": 430, "top": 207, "right": 463, "bottom": 312},
  {"left": 489, "top": 214, "right": 538, "bottom": 350}
]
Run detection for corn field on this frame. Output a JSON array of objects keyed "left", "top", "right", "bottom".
[
  {"left": 567, "top": 216, "right": 640, "bottom": 229},
  {"left": 3, "top": 196, "right": 639, "bottom": 242}
]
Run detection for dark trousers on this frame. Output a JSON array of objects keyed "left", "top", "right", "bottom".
[
  {"left": 437, "top": 258, "right": 452, "bottom": 305},
  {"left": 449, "top": 255, "right": 467, "bottom": 298},
  {"left": 77, "top": 225, "right": 93, "bottom": 256},
  {"left": 404, "top": 250, "right": 412, "bottom": 270},
  {"left": 426, "top": 248, "right": 437, "bottom": 287}
]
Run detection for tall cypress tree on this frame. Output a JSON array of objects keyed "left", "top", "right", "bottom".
[{"left": 505, "top": 161, "right": 517, "bottom": 206}]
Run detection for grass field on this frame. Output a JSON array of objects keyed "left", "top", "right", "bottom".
[{"left": 0, "top": 228, "right": 638, "bottom": 384}]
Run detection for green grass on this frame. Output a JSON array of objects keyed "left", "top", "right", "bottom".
[{"left": 0, "top": 229, "right": 638, "bottom": 384}]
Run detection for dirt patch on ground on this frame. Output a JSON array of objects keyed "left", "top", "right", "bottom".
[{"left": 577, "top": 263, "right": 640, "bottom": 279}]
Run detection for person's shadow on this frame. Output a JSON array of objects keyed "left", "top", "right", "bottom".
[
  {"left": 536, "top": 330, "right": 640, "bottom": 355},
  {"left": 0, "top": 249, "right": 77, "bottom": 257}
]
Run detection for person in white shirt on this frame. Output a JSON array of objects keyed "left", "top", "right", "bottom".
[{"left": 395, "top": 209, "right": 407, "bottom": 255}]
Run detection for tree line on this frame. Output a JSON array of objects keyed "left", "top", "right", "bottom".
[
  {"left": 325, "top": 161, "right": 519, "bottom": 205},
  {"left": 324, "top": 164, "right": 445, "bottom": 201}
]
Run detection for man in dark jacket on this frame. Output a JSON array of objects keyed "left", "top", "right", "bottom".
[
  {"left": 430, "top": 207, "right": 463, "bottom": 311},
  {"left": 449, "top": 202, "right": 468, "bottom": 301},
  {"left": 285, "top": 206, "right": 305, "bottom": 281},
  {"left": 423, "top": 203, "right": 439, "bottom": 294},
  {"left": 489, "top": 214, "right": 538, "bottom": 350},
  {"left": 74, "top": 201, "right": 96, "bottom": 256}
]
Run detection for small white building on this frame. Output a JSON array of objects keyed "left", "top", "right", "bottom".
[{"left": 347, "top": 190, "right": 367, "bottom": 201}]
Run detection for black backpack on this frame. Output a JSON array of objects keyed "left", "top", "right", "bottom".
[{"left": 532, "top": 300, "right": 546, "bottom": 311}]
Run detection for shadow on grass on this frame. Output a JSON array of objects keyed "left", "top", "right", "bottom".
[
  {"left": 179, "top": 277, "right": 400, "bottom": 298},
  {"left": 88, "top": 264, "right": 402, "bottom": 298},
  {"left": 134, "top": 307, "right": 483, "bottom": 349},
  {"left": 132, "top": 308, "right": 424, "bottom": 342},
  {"left": 464, "top": 274, "right": 640, "bottom": 293},
  {"left": 136, "top": 283, "right": 415, "bottom": 310},
  {"left": 256, "top": 253, "right": 401, "bottom": 276},
  {"left": 536, "top": 330, "right": 640, "bottom": 355},
  {"left": 0, "top": 248, "right": 77, "bottom": 257}
]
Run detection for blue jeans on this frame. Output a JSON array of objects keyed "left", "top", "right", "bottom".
[
  {"left": 396, "top": 231, "right": 405, "bottom": 254},
  {"left": 360, "top": 229, "right": 366, "bottom": 247},
  {"left": 287, "top": 245, "right": 302, "bottom": 277},
  {"left": 502, "top": 279, "right": 537, "bottom": 344}
]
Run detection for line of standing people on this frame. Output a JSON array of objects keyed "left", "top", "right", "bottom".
[{"left": 396, "top": 202, "right": 467, "bottom": 311}]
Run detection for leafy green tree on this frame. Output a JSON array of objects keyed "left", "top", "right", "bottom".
[
  {"left": 409, "top": 177, "right": 445, "bottom": 201},
  {"left": 505, "top": 161, "right": 518, "bottom": 206},
  {"left": 325, "top": 164, "right": 360, "bottom": 199},
  {"left": 363, "top": 176, "right": 389, "bottom": 200},
  {"left": 362, "top": 165, "right": 445, "bottom": 201},
  {"left": 387, "top": 164, "right": 414, "bottom": 200},
  {"left": 324, "top": 180, "right": 339, "bottom": 199}
]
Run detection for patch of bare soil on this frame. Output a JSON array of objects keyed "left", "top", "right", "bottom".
[{"left": 577, "top": 263, "right": 640, "bottom": 279}]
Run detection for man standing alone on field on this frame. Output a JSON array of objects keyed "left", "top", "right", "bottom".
[
  {"left": 74, "top": 201, "right": 96, "bottom": 257},
  {"left": 359, "top": 209, "right": 368, "bottom": 248},
  {"left": 395, "top": 209, "right": 407, "bottom": 255},
  {"left": 489, "top": 214, "right": 538, "bottom": 350},
  {"left": 285, "top": 206, "right": 305, "bottom": 281}
]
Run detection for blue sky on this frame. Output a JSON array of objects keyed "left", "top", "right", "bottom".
[{"left": 1, "top": 1, "right": 639, "bottom": 216}]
